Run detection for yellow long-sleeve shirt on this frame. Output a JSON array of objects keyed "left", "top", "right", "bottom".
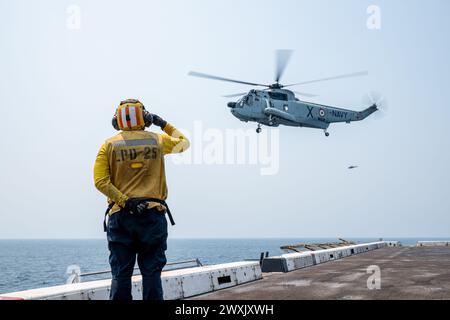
[{"left": 93, "top": 123, "right": 189, "bottom": 214}]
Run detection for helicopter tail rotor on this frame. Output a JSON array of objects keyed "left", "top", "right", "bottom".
[{"left": 362, "top": 91, "right": 388, "bottom": 119}]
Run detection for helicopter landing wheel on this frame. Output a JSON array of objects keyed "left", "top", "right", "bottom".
[
  {"left": 256, "top": 124, "right": 262, "bottom": 134},
  {"left": 325, "top": 132, "right": 330, "bottom": 137}
]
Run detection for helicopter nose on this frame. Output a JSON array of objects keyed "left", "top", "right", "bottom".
[{"left": 227, "top": 102, "right": 236, "bottom": 108}]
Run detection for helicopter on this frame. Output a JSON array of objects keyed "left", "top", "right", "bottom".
[{"left": 189, "top": 50, "right": 379, "bottom": 136}]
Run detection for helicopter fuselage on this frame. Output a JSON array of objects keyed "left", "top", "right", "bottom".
[{"left": 228, "top": 89, "right": 377, "bottom": 132}]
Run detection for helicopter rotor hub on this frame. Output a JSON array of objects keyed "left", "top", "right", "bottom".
[{"left": 269, "top": 82, "right": 283, "bottom": 89}]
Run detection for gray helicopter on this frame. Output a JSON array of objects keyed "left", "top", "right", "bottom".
[{"left": 189, "top": 50, "right": 379, "bottom": 136}]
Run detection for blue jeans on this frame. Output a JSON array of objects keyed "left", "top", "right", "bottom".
[{"left": 107, "top": 207, "right": 168, "bottom": 300}]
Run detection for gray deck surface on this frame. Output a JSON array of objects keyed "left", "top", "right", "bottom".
[{"left": 191, "top": 247, "right": 450, "bottom": 300}]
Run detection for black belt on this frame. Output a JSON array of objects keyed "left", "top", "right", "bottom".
[{"left": 103, "top": 198, "right": 176, "bottom": 232}]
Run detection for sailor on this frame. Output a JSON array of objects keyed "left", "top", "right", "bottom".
[{"left": 93, "top": 99, "right": 190, "bottom": 300}]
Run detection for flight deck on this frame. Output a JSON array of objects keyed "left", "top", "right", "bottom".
[
  {"left": 191, "top": 246, "right": 450, "bottom": 300},
  {"left": 1, "top": 241, "right": 449, "bottom": 300}
]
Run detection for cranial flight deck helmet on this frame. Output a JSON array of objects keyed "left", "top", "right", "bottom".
[{"left": 112, "top": 99, "right": 153, "bottom": 131}]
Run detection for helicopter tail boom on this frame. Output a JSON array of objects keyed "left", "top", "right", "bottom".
[
  {"left": 353, "top": 104, "right": 378, "bottom": 121},
  {"left": 317, "top": 104, "right": 378, "bottom": 124}
]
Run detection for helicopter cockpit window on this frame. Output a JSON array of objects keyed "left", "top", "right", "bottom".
[
  {"left": 268, "top": 92, "right": 288, "bottom": 101},
  {"left": 236, "top": 97, "right": 244, "bottom": 108},
  {"left": 247, "top": 95, "right": 253, "bottom": 105}
]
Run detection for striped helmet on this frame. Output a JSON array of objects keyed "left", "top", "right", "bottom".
[{"left": 114, "top": 99, "right": 146, "bottom": 131}]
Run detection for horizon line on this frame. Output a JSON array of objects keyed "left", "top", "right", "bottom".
[{"left": 1, "top": 236, "right": 450, "bottom": 241}]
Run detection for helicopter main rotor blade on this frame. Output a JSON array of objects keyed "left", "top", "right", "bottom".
[
  {"left": 284, "top": 71, "right": 369, "bottom": 87},
  {"left": 291, "top": 91, "right": 318, "bottom": 98},
  {"left": 188, "top": 71, "right": 269, "bottom": 87},
  {"left": 222, "top": 92, "right": 248, "bottom": 98},
  {"left": 275, "top": 49, "right": 293, "bottom": 83}
]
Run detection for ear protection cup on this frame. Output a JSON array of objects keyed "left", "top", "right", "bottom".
[
  {"left": 143, "top": 109, "right": 153, "bottom": 128},
  {"left": 112, "top": 114, "right": 120, "bottom": 131}
]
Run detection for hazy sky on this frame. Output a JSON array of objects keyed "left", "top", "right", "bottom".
[{"left": 1, "top": 0, "right": 449, "bottom": 239}]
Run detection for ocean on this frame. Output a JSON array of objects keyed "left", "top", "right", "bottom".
[{"left": 0, "top": 237, "right": 448, "bottom": 294}]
